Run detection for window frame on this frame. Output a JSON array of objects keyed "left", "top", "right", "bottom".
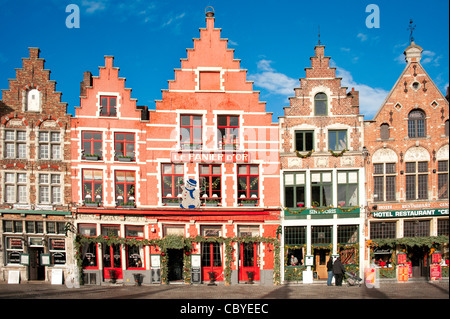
[
  {"left": 328, "top": 130, "right": 347, "bottom": 151},
  {"left": 38, "top": 130, "right": 61, "bottom": 160},
  {"left": 114, "top": 171, "right": 136, "bottom": 206},
  {"left": 4, "top": 172, "right": 27, "bottom": 204},
  {"left": 82, "top": 131, "right": 103, "bottom": 159},
  {"left": 314, "top": 92, "right": 328, "bottom": 116},
  {"left": 283, "top": 172, "right": 306, "bottom": 208},
  {"left": 4, "top": 130, "right": 26, "bottom": 159},
  {"left": 180, "top": 115, "right": 202, "bottom": 150},
  {"left": 161, "top": 164, "right": 184, "bottom": 204},
  {"left": 217, "top": 115, "right": 239, "bottom": 150},
  {"left": 99, "top": 95, "right": 117, "bottom": 117},
  {"left": 408, "top": 109, "right": 426, "bottom": 138},
  {"left": 38, "top": 173, "right": 62, "bottom": 205},
  {"left": 199, "top": 164, "right": 222, "bottom": 204},
  {"left": 295, "top": 131, "right": 314, "bottom": 152},
  {"left": 237, "top": 164, "right": 259, "bottom": 205},
  {"left": 82, "top": 169, "right": 103, "bottom": 204},
  {"left": 114, "top": 132, "right": 135, "bottom": 161},
  {"left": 337, "top": 171, "right": 359, "bottom": 208},
  {"left": 310, "top": 171, "right": 332, "bottom": 208},
  {"left": 373, "top": 163, "right": 397, "bottom": 202},
  {"left": 405, "top": 161, "right": 429, "bottom": 200},
  {"left": 438, "top": 160, "right": 449, "bottom": 200},
  {"left": 370, "top": 221, "right": 396, "bottom": 239},
  {"left": 125, "top": 225, "right": 145, "bottom": 269}
]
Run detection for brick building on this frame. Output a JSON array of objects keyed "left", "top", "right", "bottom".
[
  {"left": 0, "top": 48, "right": 73, "bottom": 283},
  {"left": 364, "top": 42, "right": 449, "bottom": 279},
  {"left": 72, "top": 10, "right": 280, "bottom": 286},
  {"left": 279, "top": 44, "right": 366, "bottom": 283}
]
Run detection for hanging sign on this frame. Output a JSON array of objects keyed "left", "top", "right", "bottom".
[
  {"left": 397, "top": 253, "right": 407, "bottom": 265},
  {"left": 432, "top": 252, "right": 442, "bottom": 264},
  {"left": 171, "top": 151, "right": 249, "bottom": 163}
]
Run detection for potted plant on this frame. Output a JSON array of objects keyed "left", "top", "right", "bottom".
[
  {"left": 117, "top": 155, "right": 132, "bottom": 162},
  {"left": 241, "top": 199, "right": 257, "bottom": 207},
  {"left": 246, "top": 271, "right": 255, "bottom": 284},
  {"left": 84, "top": 153, "right": 100, "bottom": 161},
  {"left": 165, "top": 198, "right": 180, "bottom": 207},
  {"left": 133, "top": 273, "right": 143, "bottom": 286},
  {"left": 108, "top": 269, "right": 117, "bottom": 284},
  {"left": 207, "top": 271, "right": 217, "bottom": 286}
]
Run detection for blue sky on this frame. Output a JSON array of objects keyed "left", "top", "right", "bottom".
[{"left": 0, "top": 0, "right": 448, "bottom": 121}]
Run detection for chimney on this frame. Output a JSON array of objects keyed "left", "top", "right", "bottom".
[{"left": 80, "top": 71, "right": 92, "bottom": 97}]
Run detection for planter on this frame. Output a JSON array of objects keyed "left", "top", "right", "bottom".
[
  {"left": 117, "top": 157, "right": 132, "bottom": 162},
  {"left": 242, "top": 203, "right": 257, "bottom": 207},
  {"left": 133, "top": 273, "right": 143, "bottom": 286},
  {"left": 85, "top": 156, "right": 99, "bottom": 161},
  {"left": 205, "top": 202, "right": 218, "bottom": 207},
  {"left": 108, "top": 269, "right": 117, "bottom": 284},
  {"left": 207, "top": 271, "right": 217, "bottom": 286},
  {"left": 165, "top": 202, "right": 180, "bottom": 207},
  {"left": 85, "top": 202, "right": 99, "bottom": 207},
  {"left": 246, "top": 271, "right": 255, "bottom": 284}
]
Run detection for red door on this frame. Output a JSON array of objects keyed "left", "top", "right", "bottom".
[
  {"left": 239, "top": 242, "right": 260, "bottom": 281},
  {"left": 103, "top": 244, "right": 123, "bottom": 280},
  {"left": 201, "top": 242, "right": 223, "bottom": 281}
]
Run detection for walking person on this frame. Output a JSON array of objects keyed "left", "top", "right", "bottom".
[
  {"left": 333, "top": 256, "right": 345, "bottom": 286},
  {"left": 326, "top": 256, "right": 334, "bottom": 286}
]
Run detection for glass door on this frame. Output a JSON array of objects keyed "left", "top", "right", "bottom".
[
  {"left": 103, "top": 244, "right": 122, "bottom": 280},
  {"left": 201, "top": 242, "right": 223, "bottom": 281},
  {"left": 239, "top": 242, "right": 260, "bottom": 282}
]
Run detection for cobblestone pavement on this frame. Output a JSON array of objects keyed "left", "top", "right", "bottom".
[{"left": 0, "top": 280, "right": 448, "bottom": 299}]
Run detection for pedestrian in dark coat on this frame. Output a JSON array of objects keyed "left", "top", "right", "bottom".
[
  {"left": 332, "top": 256, "right": 345, "bottom": 286},
  {"left": 326, "top": 257, "right": 334, "bottom": 286}
]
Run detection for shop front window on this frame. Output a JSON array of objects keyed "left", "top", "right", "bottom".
[
  {"left": 5, "top": 237, "right": 23, "bottom": 264},
  {"left": 284, "top": 172, "right": 305, "bottom": 208},
  {"left": 49, "top": 238, "right": 66, "bottom": 265},
  {"left": 126, "top": 225, "right": 144, "bottom": 269},
  {"left": 311, "top": 172, "right": 332, "bottom": 207}
]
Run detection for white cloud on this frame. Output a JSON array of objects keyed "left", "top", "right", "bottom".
[
  {"left": 331, "top": 60, "right": 389, "bottom": 119},
  {"left": 81, "top": 0, "right": 108, "bottom": 14},
  {"left": 357, "top": 33, "right": 368, "bottom": 42},
  {"left": 161, "top": 12, "right": 185, "bottom": 27},
  {"left": 248, "top": 60, "right": 297, "bottom": 96}
]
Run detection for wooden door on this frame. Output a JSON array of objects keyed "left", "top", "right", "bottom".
[
  {"left": 314, "top": 249, "right": 330, "bottom": 280},
  {"left": 239, "top": 242, "right": 260, "bottom": 282},
  {"left": 103, "top": 244, "right": 123, "bottom": 280}
]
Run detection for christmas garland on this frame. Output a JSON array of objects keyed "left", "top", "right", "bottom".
[
  {"left": 295, "top": 150, "right": 314, "bottom": 158},
  {"left": 71, "top": 231, "right": 280, "bottom": 286},
  {"left": 329, "top": 149, "right": 347, "bottom": 157}
]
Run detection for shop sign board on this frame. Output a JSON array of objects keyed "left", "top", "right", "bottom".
[
  {"left": 372, "top": 208, "right": 448, "bottom": 218},
  {"left": 432, "top": 252, "right": 442, "bottom": 264},
  {"left": 398, "top": 265, "right": 409, "bottom": 282},
  {"left": 430, "top": 264, "right": 441, "bottom": 281},
  {"left": 397, "top": 253, "right": 407, "bottom": 265},
  {"left": 285, "top": 207, "right": 360, "bottom": 216},
  {"left": 171, "top": 151, "right": 249, "bottom": 164}
]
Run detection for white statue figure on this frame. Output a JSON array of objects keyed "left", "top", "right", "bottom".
[{"left": 180, "top": 178, "right": 200, "bottom": 209}]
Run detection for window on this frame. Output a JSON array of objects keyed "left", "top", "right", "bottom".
[
  {"left": 438, "top": 160, "right": 449, "bottom": 199},
  {"left": 284, "top": 172, "right": 305, "bottom": 208},
  {"left": 295, "top": 131, "right": 314, "bottom": 152},
  {"left": 380, "top": 123, "right": 390, "bottom": 140},
  {"left": 126, "top": 226, "right": 144, "bottom": 269},
  {"left": 38, "top": 174, "right": 61, "bottom": 204},
  {"left": 115, "top": 171, "right": 135, "bottom": 206},
  {"left": 82, "top": 131, "right": 102, "bottom": 159},
  {"left": 161, "top": 164, "right": 184, "bottom": 204},
  {"left": 408, "top": 109, "right": 426, "bottom": 138},
  {"left": 78, "top": 224, "right": 97, "bottom": 236},
  {"left": 311, "top": 171, "right": 332, "bottom": 207},
  {"left": 337, "top": 171, "right": 358, "bottom": 207},
  {"left": 445, "top": 120, "right": 449, "bottom": 137},
  {"left": 26, "top": 89, "right": 40, "bottom": 112},
  {"left": 404, "top": 220, "right": 430, "bottom": 237},
  {"left": 4, "top": 172, "right": 27, "bottom": 203},
  {"left": 114, "top": 132, "right": 135, "bottom": 161},
  {"left": 314, "top": 93, "right": 327, "bottom": 116},
  {"left": 337, "top": 225, "right": 358, "bottom": 244},
  {"left": 200, "top": 164, "right": 221, "bottom": 205},
  {"left": 373, "top": 163, "right": 396, "bottom": 202},
  {"left": 49, "top": 238, "right": 66, "bottom": 265},
  {"left": 438, "top": 219, "right": 449, "bottom": 236},
  {"left": 82, "top": 169, "right": 103, "bottom": 204},
  {"left": 405, "top": 161, "right": 428, "bottom": 200},
  {"left": 180, "top": 115, "right": 202, "bottom": 150},
  {"left": 100, "top": 96, "right": 117, "bottom": 116},
  {"left": 26, "top": 221, "right": 44, "bottom": 234},
  {"left": 3, "top": 220, "right": 23, "bottom": 233},
  {"left": 47, "top": 222, "right": 66, "bottom": 234},
  {"left": 328, "top": 130, "right": 347, "bottom": 151},
  {"left": 78, "top": 224, "right": 98, "bottom": 268},
  {"left": 370, "top": 222, "right": 396, "bottom": 239},
  {"left": 311, "top": 226, "right": 332, "bottom": 244},
  {"left": 5, "top": 237, "right": 23, "bottom": 264},
  {"left": 284, "top": 226, "right": 306, "bottom": 245},
  {"left": 4, "top": 130, "right": 26, "bottom": 159},
  {"left": 217, "top": 115, "right": 239, "bottom": 150},
  {"left": 39, "top": 131, "right": 61, "bottom": 160},
  {"left": 237, "top": 165, "right": 259, "bottom": 205}
]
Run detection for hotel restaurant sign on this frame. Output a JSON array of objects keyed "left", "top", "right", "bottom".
[{"left": 373, "top": 208, "right": 449, "bottom": 219}]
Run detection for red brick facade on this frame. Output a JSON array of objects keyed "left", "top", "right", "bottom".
[
  {"left": 0, "top": 48, "right": 73, "bottom": 283},
  {"left": 364, "top": 42, "right": 449, "bottom": 277}
]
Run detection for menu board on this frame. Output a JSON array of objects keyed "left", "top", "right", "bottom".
[
  {"left": 430, "top": 264, "right": 441, "bottom": 280},
  {"left": 432, "top": 252, "right": 442, "bottom": 264},
  {"left": 397, "top": 253, "right": 407, "bottom": 264}
]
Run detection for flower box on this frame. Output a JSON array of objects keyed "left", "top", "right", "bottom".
[
  {"left": 117, "top": 156, "right": 132, "bottom": 162},
  {"left": 85, "top": 202, "right": 99, "bottom": 207},
  {"left": 85, "top": 156, "right": 99, "bottom": 161}
]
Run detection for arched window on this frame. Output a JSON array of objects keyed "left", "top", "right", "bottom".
[
  {"left": 314, "top": 93, "right": 327, "bottom": 116},
  {"left": 380, "top": 123, "right": 390, "bottom": 140},
  {"left": 26, "top": 89, "right": 41, "bottom": 112},
  {"left": 408, "top": 109, "right": 426, "bottom": 138}
]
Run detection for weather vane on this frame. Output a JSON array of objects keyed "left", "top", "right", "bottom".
[
  {"left": 408, "top": 19, "right": 416, "bottom": 43},
  {"left": 318, "top": 25, "right": 321, "bottom": 45}
]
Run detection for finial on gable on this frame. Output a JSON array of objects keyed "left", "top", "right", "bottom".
[{"left": 205, "top": 6, "right": 214, "bottom": 17}]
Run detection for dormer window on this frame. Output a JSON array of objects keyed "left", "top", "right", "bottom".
[
  {"left": 26, "top": 89, "right": 41, "bottom": 112},
  {"left": 408, "top": 109, "right": 426, "bottom": 138},
  {"left": 100, "top": 96, "right": 117, "bottom": 117}
]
